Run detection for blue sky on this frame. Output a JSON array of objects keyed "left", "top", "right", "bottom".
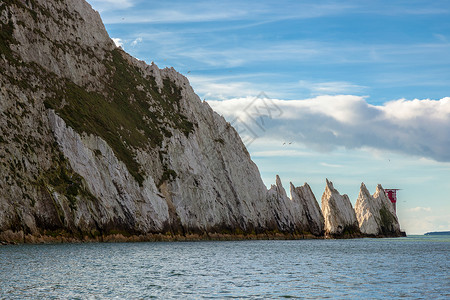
[{"left": 88, "top": 0, "right": 450, "bottom": 234}]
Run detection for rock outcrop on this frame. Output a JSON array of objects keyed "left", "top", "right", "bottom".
[
  {"left": 321, "top": 179, "right": 360, "bottom": 236},
  {"left": 266, "top": 175, "right": 298, "bottom": 233},
  {"left": 355, "top": 183, "right": 403, "bottom": 236},
  {"left": 290, "top": 182, "right": 324, "bottom": 236},
  {"left": 265, "top": 176, "right": 324, "bottom": 236}
]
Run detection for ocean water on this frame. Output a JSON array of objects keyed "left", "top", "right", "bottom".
[{"left": 1, "top": 236, "right": 449, "bottom": 299}]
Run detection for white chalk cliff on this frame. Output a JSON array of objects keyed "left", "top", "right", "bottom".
[
  {"left": 0, "top": 0, "right": 403, "bottom": 242},
  {"left": 321, "top": 179, "right": 360, "bottom": 236},
  {"left": 265, "top": 175, "right": 324, "bottom": 235},
  {"left": 0, "top": 0, "right": 318, "bottom": 239},
  {"left": 290, "top": 182, "right": 324, "bottom": 236}
]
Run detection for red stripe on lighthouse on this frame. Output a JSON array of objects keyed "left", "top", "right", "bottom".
[{"left": 385, "top": 189, "right": 398, "bottom": 203}]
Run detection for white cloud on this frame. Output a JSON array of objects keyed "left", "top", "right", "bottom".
[
  {"left": 111, "top": 38, "right": 123, "bottom": 48},
  {"left": 95, "top": 1, "right": 449, "bottom": 25},
  {"left": 383, "top": 98, "right": 450, "bottom": 121},
  {"left": 408, "top": 207, "right": 432, "bottom": 212},
  {"left": 174, "top": 41, "right": 325, "bottom": 69},
  {"left": 131, "top": 37, "right": 143, "bottom": 46},
  {"left": 207, "top": 96, "right": 450, "bottom": 162},
  {"left": 433, "top": 33, "right": 448, "bottom": 43},
  {"left": 132, "top": 36, "right": 450, "bottom": 73},
  {"left": 104, "top": 8, "right": 248, "bottom": 24},
  {"left": 399, "top": 213, "right": 449, "bottom": 235},
  {"left": 187, "top": 74, "right": 301, "bottom": 100},
  {"left": 320, "top": 162, "right": 344, "bottom": 168},
  {"left": 298, "top": 80, "right": 367, "bottom": 95},
  {"left": 87, "top": 0, "right": 135, "bottom": 11},
  {"left": 252, "top": 149, "right": 314, "bottom": 158},
  {"left": 97, "top": 1, "right": 355, "bottom": 24},
  {"left": 188, "top": 75, "right": 262, "bottom": 100}
]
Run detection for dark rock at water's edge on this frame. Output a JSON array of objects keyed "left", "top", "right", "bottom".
[
  {"left": 424, "top": 231, "right": 450, "bottom": 236},
  {"left": 0, "top": 0, "right": 404, "bottom": 243}
]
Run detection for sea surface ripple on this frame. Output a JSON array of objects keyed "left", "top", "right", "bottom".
[{"left": 1, "top": 236, "right": 449, "bottom": 299}]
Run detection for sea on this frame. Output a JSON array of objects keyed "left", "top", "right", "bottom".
[{"left": 1, "top": 235, "right": 449, "bottom": 299}]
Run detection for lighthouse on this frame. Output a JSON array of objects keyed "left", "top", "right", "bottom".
[{"left": 385, "top": 189, "right": 400, "bottom": 212}]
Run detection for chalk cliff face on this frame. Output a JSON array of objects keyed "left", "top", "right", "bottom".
[
  {"left": 0, "top": 0, "right": 404, "bottom": 242},
  {"left": 265, "top": 176, "right": 325, "bottom": 236},
  {"left": 355, "top": 183, "right": 402, "bottom": 236},
  {"left": 290, "top": 182, "right": 324, "bottom": 236},
  {"left": 0, "top": 0, "right": 321, "bottom": 241},
  {"left": 321, "top": 179, "right": 360, "bottom": 236}
]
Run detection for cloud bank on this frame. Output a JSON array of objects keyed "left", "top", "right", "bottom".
[
  {"left": 208, "top": 96, "right": 450, "bottom": 162},
  {"left": 408, "top": 207, "right": 432, "bottom": 212}
]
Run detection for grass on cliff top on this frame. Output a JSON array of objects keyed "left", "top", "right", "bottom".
[{"left": 44, "top": 49, "right": 194, "bottom": 185}]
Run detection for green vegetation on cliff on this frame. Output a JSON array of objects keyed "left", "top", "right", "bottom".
[
  {"left": 43, "top": 49, "right": 194, "bottom": 185},
  {"left": 379, "top": 206, "right": 395, "bottom": 235}
]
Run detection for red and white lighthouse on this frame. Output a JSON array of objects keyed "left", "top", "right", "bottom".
[{"left": 385, "top": 189, "right": 400, "bottom": 212}]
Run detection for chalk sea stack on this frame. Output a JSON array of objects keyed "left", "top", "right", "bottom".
[
  {"left": 0, "top": 0, "right": 404, "bottom": 243},
  {"left": 321, "top": 179, "right": 361, "bottom": 237},
  {"left": 355, "top": 183, "right": 404, "bottom": 237},
  {"left": 266, "top": 176, "right": 324, "bottom": 236},
  {"left": 289, "top": 182, "right": 324, "bottom": 236}
]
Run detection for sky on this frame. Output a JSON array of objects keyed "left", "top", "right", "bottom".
[{"left": 87, "top": 0, "right": 450, "bottom": 234}]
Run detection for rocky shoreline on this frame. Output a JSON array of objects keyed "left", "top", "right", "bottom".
[
  {"left": 0, "top": 177, "right": 405, "bottom": 244},
  {"left": 1, "top": 230, "right": 406, "bottom": 245}
]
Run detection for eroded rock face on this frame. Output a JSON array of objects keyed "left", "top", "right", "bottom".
[
  {"left": 0, "top": 0, "right": 303, "bottom": 239},
  {"left": 355, "top": 183, "right": 402, "bottom": 236},
  {"left": 265, "top": 176, "right": 324, "bottom": 236},
  {"left": 266, "top": 175, "right": 299, "bottom": 233},
  {"left": 321, "top": 179, "right": 360, "bottom": 236},
  {"left": 48, "top": 111, "right": 170, "bottom": 233},
  {"left": 0, "top": 0, "right": 404, "bottom": 242},
  {"left": 355, "top": 183, "right": 378, "bottom": 235},
  {"left": 290, "top": 182, "right": 324, "bottom": 236}
]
